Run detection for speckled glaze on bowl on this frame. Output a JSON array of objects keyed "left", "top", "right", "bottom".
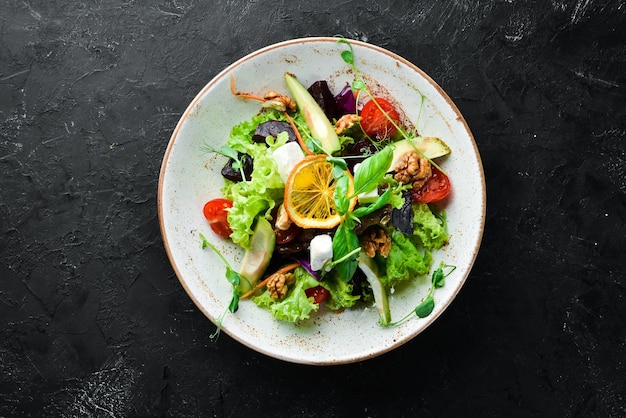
[{"left": 158, "top": 37, "right": 485, "bottom": 365}]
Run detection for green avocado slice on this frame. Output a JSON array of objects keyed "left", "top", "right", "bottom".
[
  {"left": 284, "top": 73, "right": 341, "bottom": 154},
  {"left": 358, "top": 252, "right": 391, "bottom": 325},
  {"left": 237, "top": 217, "right": 275, "bottom": 294},
  {"left": 389, "top": 136, "right": 451, "bottom": 171}
]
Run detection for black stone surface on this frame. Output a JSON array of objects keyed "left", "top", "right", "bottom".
[{"left": 1, "top": 1, "right": 625, "bottom": 416}]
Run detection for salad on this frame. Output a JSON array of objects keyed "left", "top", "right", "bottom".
[{"left": 201, "top": 40, "right": 454, "bottom": 329}]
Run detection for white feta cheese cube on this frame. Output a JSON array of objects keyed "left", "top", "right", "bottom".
[
  {"left": 272, "top": 142, "right": 305, "bottom": 182},
  {"left": 309, "top": 234, "right": 333, "bottom": 271}
]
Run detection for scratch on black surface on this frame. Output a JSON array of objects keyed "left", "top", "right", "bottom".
[
  {"left": 0, "top": 68, "right": 31, "bottom": 81},
  {"left": 1, "top": 0, "right": 626, "bottom": 416},
  {"left": 571, "top": 0, "right": 592, "bottom": 24},
  {"left": 44, "top": 354, "right": 137, "bottom": 417}
]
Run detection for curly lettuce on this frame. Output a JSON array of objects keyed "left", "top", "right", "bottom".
[
  {"left": 383, "top": 203, "right": 448, "bottom": 286},
  {"left": 252, "top": 267, "right": 319, "bottom": 322},
  {"left": 221, "top": 111, "right": 291, "bottom": 248},
  {"left": 251, "top": 267, "right": 359, "bottom": 322},
  {"left": 322, "top": 276, "right": 360, "bottom": 311},
  {"left": 384, "top": 230, "right": 432, "bottom": 286},
  {"left": 412, "top": 203, "right": 448, "bottom": 250}
]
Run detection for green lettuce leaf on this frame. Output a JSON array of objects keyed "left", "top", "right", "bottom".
[
  {"left": 412, "top": 203, "right": 448, "bottom": 250},
  {"left": 222, "top": 155, "right": 284, "bottom": 248},
  {"left": 377, "top": 175, "right": 411, "bottom": 209},
  {"left": 223, "top": 181, "right": 282, "bottom": 249},
  {"left": 228, "top": 109, "right": 286, "bottom": 155},
  {"left": 252, "top": 267, "right": 320, "bottom": 322},
  {"left": 221, "top": 113, "right": 291, "bottom": 248},
  {"left": 322, "top": 276, "right": 360, "bottom": 311},
  {"left": 384, "top": 230, "right": 432, "bottom": 286}
]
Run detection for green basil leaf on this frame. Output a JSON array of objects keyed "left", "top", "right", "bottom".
[
  {"left": 334, "top": 174, "right": 350, "bottom": 215},
  {"left": 352, "top": 188, "right": 391, "bottom": 218},
  {"left": 344, "top": 214, "right": 358, "bottom": 230},
  {"left": 414, "top": 295, "right": 435, "bottom": 318},
  {"left": 352, "top": 146, "right": 393, "bottom": 196},
  {"left": 332, "top": 223, "right": 359, "bottom": 282}
]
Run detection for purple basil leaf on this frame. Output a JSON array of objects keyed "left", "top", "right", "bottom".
[
  {"left": 334, "top": 83, "right": 356, "bottom": 116},
  {"left": 308, "top": 80, "right": 338, "bottom": 121}
]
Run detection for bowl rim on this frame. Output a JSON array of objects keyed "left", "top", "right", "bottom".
[{"left": 158, "top": 36, "right": 486, "bottom": 364}]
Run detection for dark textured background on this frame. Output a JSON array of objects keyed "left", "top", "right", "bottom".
[{"left": 1, "top": 0, "right": 625, "bottom": 416}]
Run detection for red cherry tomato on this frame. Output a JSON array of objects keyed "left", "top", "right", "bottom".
[
  {"left": 411, "top": 166, "right": 451, "bottom": 204},
  {"left": 360, "top": 98, "right": 400, "bottom": 139},
  {"left": 305, "top": 286, "right": 330, "bottom": 304},
  {"left": 203, "top": 198, "right": 233, "bottom": 237}
]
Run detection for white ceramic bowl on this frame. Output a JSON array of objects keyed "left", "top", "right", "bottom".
[{"left": 158, "top": 37, "right": 485, "bottom": 365}]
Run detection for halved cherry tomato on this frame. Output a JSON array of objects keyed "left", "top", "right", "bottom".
[
  {"left": 203, "top": 198, "right": 233, "bottom": 237},
  {"left": 411, "top": 166, "right": 451, "bottom": 204},
  {"left": 305, "top": 285, "right": 330, "bottom": 304},
  {"left": 360, "top": 98, "right": 400, "bottom": 140}
]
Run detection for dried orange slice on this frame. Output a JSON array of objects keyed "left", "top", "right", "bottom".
[{"left": 283, "top": 155, "right": 356, "bottom": 229}]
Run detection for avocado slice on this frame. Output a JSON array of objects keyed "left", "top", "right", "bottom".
[
  {"left": 358, "top": 252, "right": 391, "bottom": 325},
  {"left": 284, "top": 73, "right": 341, "bottom": 154},
  {"left": 389, "top": 136, "right": 451, "bottom": 171},
  {"left": 237, "top": 217, "right": 276, "bottom": 294}
]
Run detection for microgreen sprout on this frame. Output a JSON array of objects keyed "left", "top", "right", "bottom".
[
  {"left": 336, "top": 38, "right": 447, "bottom": 175},
  {"left": 336, "top": 38, "right": 408, "bottom": 139},
  {"left": 199, "top": 232, "right": 246, "bottom": 340},
  {"left": 383, "top": 262, "right": 456, "bottom": 327},
  {"left": 321, "top": 246, "right": 362, "bottom": 275},
  {"left": 201, "top": 143, "right": 248, "bottom": 181}
]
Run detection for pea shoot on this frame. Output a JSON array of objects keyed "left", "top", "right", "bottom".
[
  {"left": 336, "top": 38, "right": 447, "bottom": 175},
  {"left": 199, "top": 232, "right": 244, "bottom": 339},
  {"left": 201, "top": 143, "right": 248, "bottom": 181},
  {"left": 336, "top": 37, "right": 411, "bottom": 141},
  {"left": 383, "top": 262, "right": 456, "bottom": 327}
]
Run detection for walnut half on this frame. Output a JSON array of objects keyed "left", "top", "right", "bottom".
[
  {"left": 335, "top": 114, "right": 360, "bottom": 135},
  {"left": 274, "top": 203, "right": 292, "bottom": 231},
  {"left": 267, "top": 272, "right": 296, "bottom": 300},
  {"left": 362, "top": 226, "right": 392, "bottom": 258},
  {"left": 263, "top": 91, "right": 297, "bottom": 113},
  {"left": 393, "top": 151, "right": 432, "bottom": 190}
]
